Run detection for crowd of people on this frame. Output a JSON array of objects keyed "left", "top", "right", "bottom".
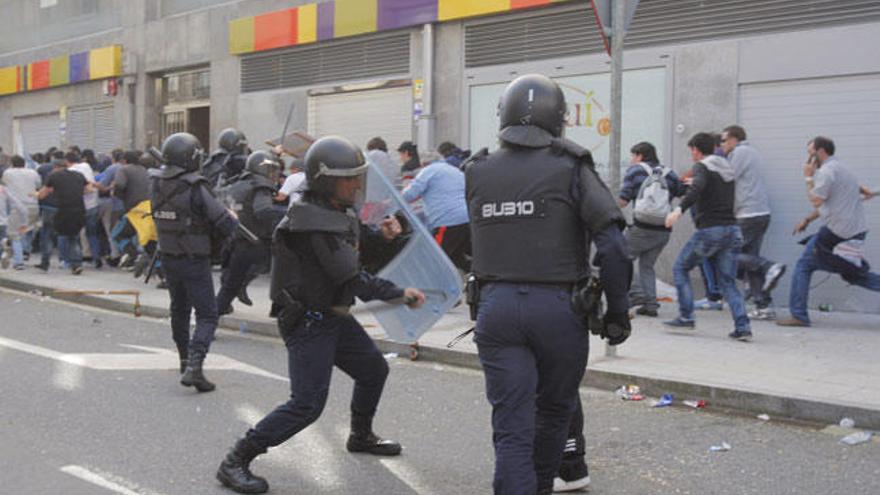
[{"left": 1, "top": 79, "right": 878, "bottom": 494}]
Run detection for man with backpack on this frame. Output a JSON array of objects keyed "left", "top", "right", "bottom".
[{"left": 618, "top": 142, "right": 686, "bottom": 316}]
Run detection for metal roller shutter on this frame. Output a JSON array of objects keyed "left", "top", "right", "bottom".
[
  {"left": 16, "top": 113, "right": 61, "bottom": 155},
  {"left": 93, "top": 104, "right": 118, "bottom": 153},
  {"left": 66, "top": 103, "right": 117, "bottom": 153},
  {"left": 465, "top": 0, "right": 880, "bottom": 68},
  {"left": 66, "top": 107, "right": 92, "bottom": 150},
  {"left": 241, "top": 32, "right": 411, "bottom": 93},
  {"left": 308, "top": 86, "right": 413, "bottom": 151},
  {"left": 739, "top": 73, "right": 880, "bottom": 313}
]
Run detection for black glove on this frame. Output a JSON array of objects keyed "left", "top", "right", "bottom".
[
  {"left": 603, "top": 311, "right": 631, "bottom": 346},
  {"left": 277, "top": 302, "right": 305, "bottom": 335}
]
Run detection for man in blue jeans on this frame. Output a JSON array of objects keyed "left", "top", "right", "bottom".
[
  {"left": 778, "top": 136, "right": 879, "bottom": 326},
  {"left": 664, "top": 132, "right": 752, "bottom": 341}
]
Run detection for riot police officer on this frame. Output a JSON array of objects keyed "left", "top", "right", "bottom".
[
  {"left": 202, "top": 128, "right": 249, "bottom": 187},
  {"left": 215, "top": 136, "right": 426, "bottom": 494},
  {"left": 465, "top": 74, "right": 632, "bottom": 495},
  {"left": 152, "top": 132, "right": 238, "bottom": 392},
  {"left": 215, "top": 150, "right": 286, "bottom": 315}
]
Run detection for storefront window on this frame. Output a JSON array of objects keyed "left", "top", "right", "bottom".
[{"left": 469, "top": 67, "right": 667, "bottom": 181}]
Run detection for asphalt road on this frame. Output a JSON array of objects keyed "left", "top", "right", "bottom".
[{"left": 1, "top": 289, "right": 879, "bottom": 495}]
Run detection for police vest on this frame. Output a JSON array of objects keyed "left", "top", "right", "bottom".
[
  {"left": 465, "top": 145, "right": 587, "bottom": 283},
  {"left": 223, "top": 176, "right": 277, "bottom": 241},
  {"left": 270, "top": 201, "right": 360, "bottom": 310},
  {"left": 152, "top": 173, "right": 213, "bottom": 257}
]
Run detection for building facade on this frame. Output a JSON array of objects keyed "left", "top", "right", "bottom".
[{"left": 1, "top": 0, "right": 879, "bottom": 313}]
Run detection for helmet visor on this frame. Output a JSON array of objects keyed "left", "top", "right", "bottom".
[{"left": 314, "top": 161, "right": 370, "bottom": 179}]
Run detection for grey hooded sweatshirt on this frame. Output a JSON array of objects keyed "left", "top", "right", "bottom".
[
  {"left": 679, "top": 154, "right": 737, "bottom": 230},
  {"left": 728, "top": 141, "right": 771, "bottom": 219}
]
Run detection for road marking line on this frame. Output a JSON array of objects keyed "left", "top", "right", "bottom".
[
  {"left": 52, "top": 361, "right": 83, "bottom": 391},
  {"left": 236, "top": 403, "right": 266, "bottom": 425},
  {"left": 60, "top": 465, "right": 164, "bottom": 495},
  {"left": 0, "top": 336, "right": 288, "bottom": 381},
  {"left": 379, "top": 458, "right": 436, "bottom": 495}
]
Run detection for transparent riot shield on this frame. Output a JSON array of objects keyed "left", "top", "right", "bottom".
[{"left": 358, "top": 165, "right": 463, "bottom": 343}]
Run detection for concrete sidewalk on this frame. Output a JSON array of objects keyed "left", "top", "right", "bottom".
[{"left": 2, "top": 264, "right": 879, "bottom": 430}]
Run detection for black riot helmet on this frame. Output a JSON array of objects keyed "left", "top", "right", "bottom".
[
  {"left": 218, "top": 128, "right": 248, "bottom": 154},
  {"left": 161, "top": 132, "right": 204, "bottom": 172},
  {"left": 498, "top": 74, "right": 567, "bottom": 137},
  {"left": 246, "top": 150, "right": 281, "bottom": 182},
  {"left": 305, "top": 136, "right": 369, "bottom": 205}
]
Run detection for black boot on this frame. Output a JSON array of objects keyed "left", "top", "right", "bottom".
[
  {"left": 176, "top": 343, "right": 188, "bottom": 374},
  {"left": 237, "top": 286, "right": 253, "bottom": 307},
  {"left": 181, "top": 350, "right": 215, "bottom": 392},
  {"left": 346, "top": 413, "right": 401, "bottom": 456},
  {"left": 217, "top": 437, "right": 269, "bottom": 494}
]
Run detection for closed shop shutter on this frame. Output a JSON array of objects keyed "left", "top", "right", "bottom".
[
  {"left": 66, "top": 107, "right": 92, "bottom": 150},
  {"left": 308, "top": 86, "right": 413, "bottom": 152},
  {"left": 739, "top": 73, "right": 880, "bottom": 313},
  {"left": 66, "top": 103, "right": 117, "bottom": 153},
  {"left": 93, "top": 104, "right": 118, "bottom": 153},
  {"left": 241, "top": 32, "right": 410, "bottom": 93},
  {"left": 15, "top": 113, "right": 61, "bottom": 155},
  {"left": 465, "top": 0, "right": 880, "bottom": 68}
]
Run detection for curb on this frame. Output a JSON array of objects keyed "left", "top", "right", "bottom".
[{"left": 2, "top": 275, "right": 879, "bottom": 430}]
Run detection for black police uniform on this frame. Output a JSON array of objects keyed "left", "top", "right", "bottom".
[
  {"left": 203, "top": 128, "right": 249, "bottom": 187},
  {"left": 215, "top": 172, "right": 284, "bottom": 315},
  {"left": 202, "top": 150, "right": 247, "bottom": 187},
  {"left": 465, "top": 76, "right": 631, "bottom": 495},
  {"left": 216, "top": 136, "right": 409, "bottom": 495},
  {"left": 152, "top": 134, "right": 237, "bottom": 392}
]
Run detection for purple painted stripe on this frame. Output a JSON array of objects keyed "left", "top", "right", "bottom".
[
  {"left": 317, "top": 1, "right": 335, "bottom": 41},
  {"left": 377, "top": 0, "right": 437, "bottom": 30},
  {"left": 69, "top": 52, "right": 89, "bottom": 83}
]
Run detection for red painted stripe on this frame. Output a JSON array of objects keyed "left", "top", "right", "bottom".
[
  {"left": 511, "top": 0, "right": 551, "bottom": 9},
  {"left": 30, "top": 60, "right": 50, "bottom": 89},
  {"left": 254, "top": 8, "right": 299, "bottom": 51}
]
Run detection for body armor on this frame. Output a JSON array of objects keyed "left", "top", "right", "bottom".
[
  {"left": 153, "top": 172, "right": 220, "bottom": 257},
  {"left": 465, "top": 130, "right": 623, "bottom": 283},
  {"left": 270, "top": 201, "right": 360, "bottom": 310}
]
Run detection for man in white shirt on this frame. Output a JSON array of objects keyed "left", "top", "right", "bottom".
[
  {"left": 1, "top": 155, "right": 42, "bottom": 269},
  {"left": 275, "top": 158, "right": 306, "bottom": 207},
  {"left": 69, "top": 154, "right": 103, "bottom": 268}
]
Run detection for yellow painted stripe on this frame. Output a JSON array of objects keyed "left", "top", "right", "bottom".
[
  {"left": 297, "top": 3, "right": 318, "bottom": 44},
  {"left": 334, "top": 0, "right": 377, "bottom": 38},
  {"left": 49, "top": 55, "right": 69, "bottom": 87},
  {"left": 438, "top": 0, "right": 510, "bottom": 21},
  {"left": 89, "top": 45, "right": 122, "bottom": 79},
  {"left": 229, "top": 16, "right": 255, "bottom": 54},
  {"left": 0, "top": 66, "right": 19, "bottom": 95}
]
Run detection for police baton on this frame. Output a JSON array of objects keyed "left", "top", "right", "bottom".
[
  {"left": 148, "top": 146, "right": 164, "bottom": 164},
  {"left": 237, "top": 223, "right": 261, "bottom": 245},
  {"left": 143, "top": 249, "right": 160, "bottom": 285}
]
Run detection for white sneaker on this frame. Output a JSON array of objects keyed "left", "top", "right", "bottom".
[
  {"left": 748, "top": 307, "right": 776, "bottom": 320},
  {"left": 694, "top": 298, "right": 723, "bottom": 311},
  {"left": 763, "top": 263, "right": 787, "bottom": 293},
  {"left": 553, "top": 475, "right": 591, "bottom": 492}
]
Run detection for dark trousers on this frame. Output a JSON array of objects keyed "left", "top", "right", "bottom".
[
  {"left": 560, "top": 395, "right": 585, "bottom": 470},
  {"left": 163, "top": 256, "right": 218, "bottom": 356},
  {"left": 737, "top": 215, "right": 774, "bottom": 308},
  {"left": 433, "top": 223, "right": 471, "bottom": 272},
  {"left": 216, "top": 240, "right": 269, "bottom": 313},
  {"left": 246, "top": 314, "right": 389, "bottom": 450},
  {"left": 39, "top": 206, "right": 58, "bottom": 266},
  {"left": 475, "top": 283, "right": 589, "bottom": 495}
]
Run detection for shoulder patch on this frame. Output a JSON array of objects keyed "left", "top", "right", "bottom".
[
  {"left": 460, "top": 147, "right": 489, "bottom": 171},
  {"left": 552, "top": 138, "right": 596, "bottom": 168}
]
